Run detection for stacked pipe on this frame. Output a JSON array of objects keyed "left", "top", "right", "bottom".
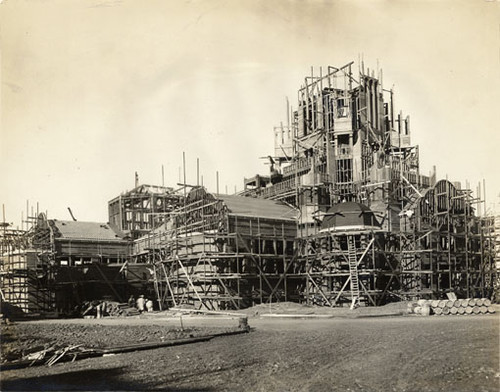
[{"left": 408, "top": 299, "right": 495, "bottom": 316}]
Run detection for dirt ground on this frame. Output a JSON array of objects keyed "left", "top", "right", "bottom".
[
  {"left": 1, "top": 322, "right": 240, "bottom": 362},
  {"left": 1, "top": 308, "right": 498, "bottom": 392}
]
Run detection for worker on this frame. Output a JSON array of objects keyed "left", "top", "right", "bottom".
[
  {"left": 145, "top": 298, "right": 153, "bottom": 312},
  {"left": 136, "top": 295, "right": 145, "bottom": 312},
  {"left": 128, "top": 295, "right": 135, "bottom": 307}
]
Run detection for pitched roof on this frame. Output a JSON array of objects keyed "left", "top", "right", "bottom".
[
  {"left": 321, "top": 202, "right": 381, "bottom": 231},
  {"left": 50, "top": 220, "right": 126, "bottom": 241},
  {"left": 218, "top": 195, "right": 298, "bottom": 221}
]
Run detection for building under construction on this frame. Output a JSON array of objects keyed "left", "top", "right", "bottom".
[
  {"left": 108, "top": 182, "right": 183, "bottom": 240},
  {"left": 0, "top": 212, "right": 153, "bottom": 314},
  {"left": 152, "top": 61, "right": 497, "bottom": 309},
  {"left": 1, "top": 61, "right": 497, "bottom": 313}
]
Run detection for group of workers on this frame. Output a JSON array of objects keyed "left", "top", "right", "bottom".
[{"left": 128, "top": 294, "right": 153, "bottom": 313}]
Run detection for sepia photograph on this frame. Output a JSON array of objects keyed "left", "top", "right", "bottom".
[{"left": 1, "top": 1, "right": 499, "bottom": 391}]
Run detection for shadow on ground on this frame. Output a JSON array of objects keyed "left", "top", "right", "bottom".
[{"left": 0, "top": 366, "right": 213, "bottom": 391}]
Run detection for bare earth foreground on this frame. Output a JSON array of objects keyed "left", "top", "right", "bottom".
[{"left": 1, "top": 311, "right": 499, "bottom": 392}]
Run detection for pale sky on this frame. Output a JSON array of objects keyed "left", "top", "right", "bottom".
[{"left": 1, "top": 0, "right": 499, "bottom": 226}]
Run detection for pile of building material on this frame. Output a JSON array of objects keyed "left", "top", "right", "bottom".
[
  {"left": 408, "top": 299, "right": 495, "bottom": 316},
  {"left": 103, "top": 301, "right": 141, "bottom": 317},
  {"left": 1, "top": 343, "right": 100, "bottom": 370},
  {"left": 80, "top": 301, "right": 140, "bottom": 318}
]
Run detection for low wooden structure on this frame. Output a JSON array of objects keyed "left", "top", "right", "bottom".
[
  {"left": 0, "top": 214, "right": 144, "bottom": 314},
  {"left": 153, "top": 187, "right": 299, "bottom": 310}
]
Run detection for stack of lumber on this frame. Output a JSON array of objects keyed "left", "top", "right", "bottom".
[
  {"left": 104, "top": 302, "right": 141, "bottom": 317},
  {"left": 80, "top": 301, "right": 140, "bottom": 318},
  {"left": 407, "top": 298, "right": 495, "bottom": 316}
]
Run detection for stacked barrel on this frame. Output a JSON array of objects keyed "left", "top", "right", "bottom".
[{"left": 408, "top": 298, "right": 495, "bottom": 316}]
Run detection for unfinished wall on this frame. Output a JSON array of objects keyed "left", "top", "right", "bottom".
[{"left": 108, "top": 184, "right": 183, "bottom": 240}]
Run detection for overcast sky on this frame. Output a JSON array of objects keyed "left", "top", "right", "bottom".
[{"left": 1, "top": 0, "right": 499, "bottom": 226}]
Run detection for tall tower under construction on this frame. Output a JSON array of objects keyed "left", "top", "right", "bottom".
[{"left": 244, "top": 62, "right": 426, "bottom": 235}]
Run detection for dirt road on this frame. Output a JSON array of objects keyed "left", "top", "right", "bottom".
[{"left": 1, "top": 314, "right": 498, "bottom": 391}]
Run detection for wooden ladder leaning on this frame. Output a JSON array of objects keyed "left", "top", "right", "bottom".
[{"left": 347, "top": 235, "right": 360, "bottom": 309}]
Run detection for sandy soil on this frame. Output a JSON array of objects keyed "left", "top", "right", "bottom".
[{"left": 1, "top": 310, "right": 498, "bottom": 391}]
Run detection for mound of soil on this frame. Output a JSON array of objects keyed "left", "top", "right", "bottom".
[{"left": 237, "top": 301, "right": 409, "bottom": 317}]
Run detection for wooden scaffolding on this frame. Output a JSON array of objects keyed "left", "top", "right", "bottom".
[
  {"left": 153, "top": 187, "right": 299, "bottom": 310},
  {"left": 296, "top": 230, "right": 400, "bottom": 307},
  {"left": 396, "top": 180, "right": 497, "bottom": 300},
  {"left": 0, "top": 220, "right": 57, "bottom": 313}
]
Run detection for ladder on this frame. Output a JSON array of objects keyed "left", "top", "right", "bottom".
[{"left": 347, "top": 235, "right": 360, "bottom": 308}]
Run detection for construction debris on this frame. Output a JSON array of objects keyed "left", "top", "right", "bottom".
[
  {"left": 79, "top": 301, "right": 141, "bottom": 318},
  {"left": 2, "top": 344, "right": 100, "bottom": 370},
  {"left": 1, "top": 329, "right": 249, "bottom": 371}
]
